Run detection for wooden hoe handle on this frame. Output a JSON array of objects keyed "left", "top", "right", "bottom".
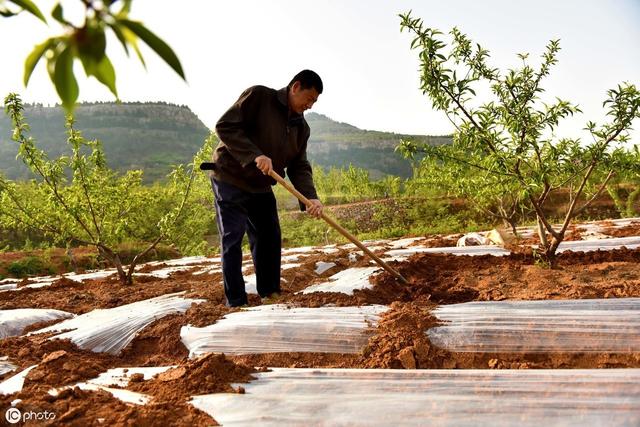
[{"left": 269, "top": 170, "right": 409, "bottom": 285}]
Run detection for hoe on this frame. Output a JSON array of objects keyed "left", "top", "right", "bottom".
[{"left": 200, "top": 162, "right": 408, "bottom": 284}]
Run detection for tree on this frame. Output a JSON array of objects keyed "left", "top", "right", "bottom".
[
  {"left": 406, "top": 149, "right": 528, "bottom": 235},
  {"left": 0, "top": 93, "right": 205, "bottom": 284},
  {"left": 2, "top": 0, "right": 185, "bottom": 111},
  {"left": 398, "top": 12, "right": 640, "bottom": 264}
]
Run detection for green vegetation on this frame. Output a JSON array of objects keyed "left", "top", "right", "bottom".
[
  {"left": 280, "top": 197, "right": 487, "bottom": 248},
  {"left": 0, "top": 152, "right": 632, "bottom": 279},
  {"left": 604, "top": 147, "right": 640, "bottom": 218},
  {"left": 0, "top": 94, "right": 208, "bottom": 284},
  {"left": 397, "top": 12, "right": 640, "bottom": 264},
  {"left": 7, "top": 256, "right": 51, "bottom": 277}
]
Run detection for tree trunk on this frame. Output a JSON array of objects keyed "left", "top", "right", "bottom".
[
  {"left": 536, "top": 215, "right": 563, "bottom": 267},
  {"left": 97, "top": 245, "right": 132, "bottom": 285},
  {"left": 545, "top": 235, "right": 563, "bottom": 268},
  {"left": 536, "top": 215, "right": 548, "bottom": 248},
  {"left": 504, "top": 218, "right": 518, "bottom": 238}
]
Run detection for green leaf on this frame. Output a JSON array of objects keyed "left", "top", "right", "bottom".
[
  {"left": 107, "top": 22, "right": 130, "bottom": 56},
  {"left": 24, "top": 39, "right": 53, "bottom": 86},
  {"left": 0, "top": 9, "right": 18, "bottom": 17},
  {"left": 53, "top": 46, "right": 79, "bottom": 111},
  {"left": 76, "top": 25, "right": 107, "bottom": 62},
  {"left": 120, "top": 26, "right": 146, "bottom": 67},
  {"left": 115, "top": 0, "right": 132, "bottom": 18},
  {"left": 92, "top": 55, "right": 118, "bottom": 98},
  {"left": 117, "top": 19, "right": 185, "bottom": 80},
  {"left": 51, "top": 2, "right": 67, "bottom": 25},
  {"left": 9, "top": 0, "right": 46, "bottom": 23}
]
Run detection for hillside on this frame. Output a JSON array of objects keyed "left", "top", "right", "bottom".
[
  {"left": 0, "top": 102, "right": 210, "bottom": 183},
  {"left": 306, "top": 112, "right": 451, "bottom": 178},
  {"left": 0, "top": 103, "right": 451, "bottom": 182}
]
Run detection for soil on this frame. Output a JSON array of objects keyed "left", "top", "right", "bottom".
[
  {"left": 601, "top": 221, "right": 640, "bottom": 238},
  {"left": 126, "top": 353, "right": 255, "bottom": 401},
  {"left": 1, "top": 223, "right": 639, "bottom": 425}
]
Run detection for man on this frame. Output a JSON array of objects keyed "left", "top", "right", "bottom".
[{"left": 209, "top": 70, "right": 324, "bottom": 307}]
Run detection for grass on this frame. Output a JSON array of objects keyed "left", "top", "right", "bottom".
[
  {"left": 280, "top": 197, "right": 491, "bottom": 248},
  {"left": 7, "top": 256, "right": 53, "bottom": 278}
]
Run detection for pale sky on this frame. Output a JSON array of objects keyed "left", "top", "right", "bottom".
[{"left": 1, "top": 0, "right": 639, "bottom": 140}]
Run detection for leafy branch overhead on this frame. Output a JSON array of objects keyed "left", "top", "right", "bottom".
[
  {"left": 0, "top": 0, "right": 46, "bottom": 21},
  {"left": 4, "top": 0, "right": 185, "bottom": 111},
  {"left": 398, "top": 11, "right": 640, "bottom": 264}
]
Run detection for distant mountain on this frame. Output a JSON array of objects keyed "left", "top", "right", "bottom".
[
  {"left": 0, "top": 103, "right": 451, "bottom": 182},
  {"left": 0, "top": 102, "right": 210, "bottom": 183},
  {"left": 305, "top": 112, "right": 451, "bottom": 178}
]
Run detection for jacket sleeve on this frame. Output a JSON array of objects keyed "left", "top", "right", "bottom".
[
  {"left": 215, "top": 86, "right": 264, "bottom": 167},
  {"left": 287, "top": 126, "right": 319, "bottom": 211}
]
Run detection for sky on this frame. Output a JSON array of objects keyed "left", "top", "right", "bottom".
[{"left": 1, "top": 0, "right": 639, "bottom": 140}]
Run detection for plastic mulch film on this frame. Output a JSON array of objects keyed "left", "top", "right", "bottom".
[
  {"left": 0, "top": 365, "right": 37, "bottom": 395},
  {"left": 0, "top": 308, "right": 75, "bottom": 339},
  {"left": 0, "top": 357, "right": 16, "bottom": 377},
  {"left": 556, "top": 236, "right": 640, "bottom": 253},
  {"left": 385, "top": 236, "right": 425, "bottom": 248},
  {"left": 0, "top": 270, "right": 118, "bottom": 291},
  {"left": 190, "top": 368, "right": 640, "bottom": 427},
  {"left": 384, "top": 245, "right": 511, "bottom": 260},
  {"left": 48, "top": 366, "right": 174, "bottom": 405},
  {"left": 142, "top": 255, "right": 218, "bottom": 267},
  {"left": 314, "top": 261, "right": 337, "bottom": 275},
  {"left": 300, "top": 267, "right": 379, "bottom": 295},
  {"left": 180, "top": 304, "right": 388, "bottom": 357},
  {"left": 56, "top": 382, "right": 151, "bottom": 405},
  {"left": 33, "top": 292, "right": 205, "bottom": 355},
  {"left": 427, "top": 298, "right": 640, "bottom": 353}
]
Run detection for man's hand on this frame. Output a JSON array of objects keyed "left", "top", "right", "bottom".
[
  {"left": 254, "top": 155, "right": 273, "bottom": 175},
  {"left": 306, "top": 199, "right": 323, "bottom": 218}
]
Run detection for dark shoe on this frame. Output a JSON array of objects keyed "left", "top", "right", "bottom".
[
  {"left": 260, "top": 292, "right": 281, "bottom": 305},
  {"left": 226, "top": 300, "right": 249, "bottom": 308}
]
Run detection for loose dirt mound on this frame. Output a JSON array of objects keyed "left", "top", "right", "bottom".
[
  {"left": 359, "top": 302, "right": 441, "bottom": 369},
  {"left": 127, "top": 353, "right": 255, "bottom": 401}
]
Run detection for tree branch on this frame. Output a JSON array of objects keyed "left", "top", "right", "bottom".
[{"left": 573, "top": 170, "right": 615, "bottom": 216}]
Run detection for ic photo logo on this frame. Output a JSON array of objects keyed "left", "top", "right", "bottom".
[
  {"left": 5, "top": 408, "right": 21, "bottom": 424},
  {"left": 5, "top": 407, "right": 56, "bottom": 424}
]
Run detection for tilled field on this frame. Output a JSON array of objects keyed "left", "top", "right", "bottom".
[{"left": 0, "top": 218, "right": 639, "bottom": 425}]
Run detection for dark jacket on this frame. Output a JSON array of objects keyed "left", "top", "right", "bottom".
[{"left": 211, "top": 85, "right": 318, "bottom": 207}]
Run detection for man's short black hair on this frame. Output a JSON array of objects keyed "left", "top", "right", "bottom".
[{"left": 289, "top": 70, "right": 323, "bottom": 94}]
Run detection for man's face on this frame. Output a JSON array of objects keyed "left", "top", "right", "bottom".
[{"left": 289, "top": 81, "right": 320, "bottom": 114}]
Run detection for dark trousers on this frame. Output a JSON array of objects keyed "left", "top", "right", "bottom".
[{"left": 211, "top": 178, "right": 281, "bottom": 306}]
